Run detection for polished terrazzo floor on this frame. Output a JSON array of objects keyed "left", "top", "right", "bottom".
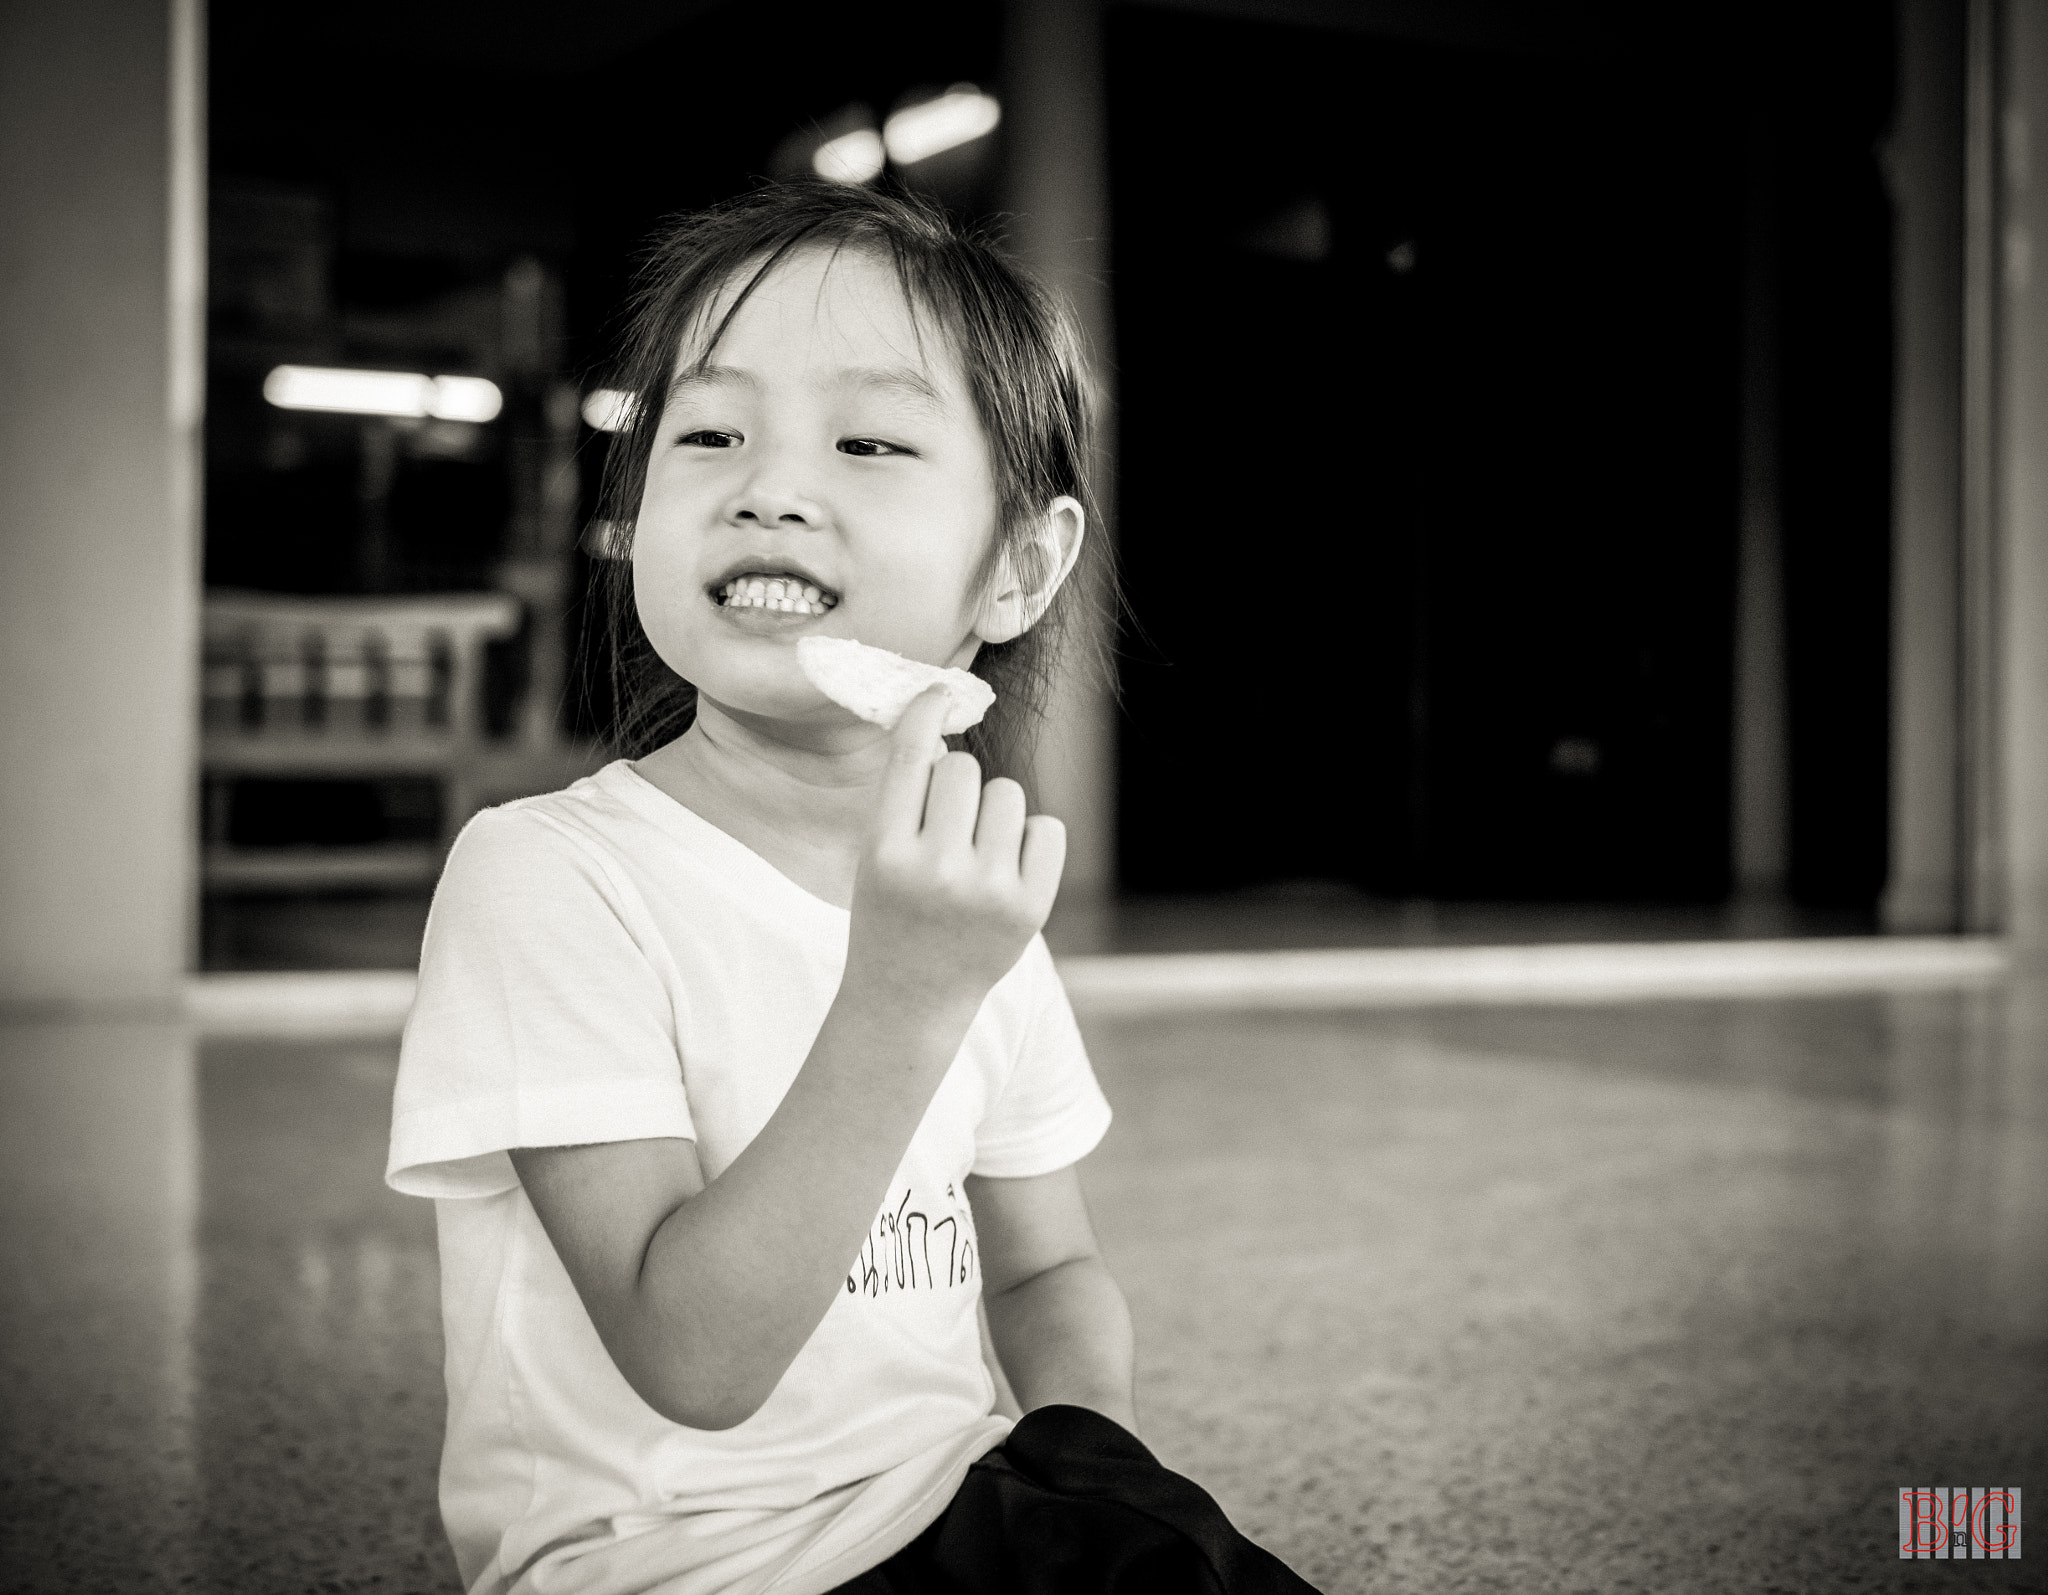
[{"left": 3, "top": 985, "right": 2041, "bottom": 1593}]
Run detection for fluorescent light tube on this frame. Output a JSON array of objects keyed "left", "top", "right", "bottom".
[
  {"left": 812, "top": 127, "right": 886, "bottom": 185},
  {"left": 882, "top": 88, "right": 1000, "bottom": 166},
  {"left": 262, "top": 366, "right": 503, "bottom": 423},
  {"left": 429, "top": 375, "right": 503, "bottom": 423},
  {"left": 581, "top": 388, "right": 637, "bottom": 433}
]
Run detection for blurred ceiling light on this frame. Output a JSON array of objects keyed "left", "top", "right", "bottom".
[
  {"left": 581, "top": 388, "right": 638, "bottom": 433},
  {"left": 263, "top": 365, "right": 503, "bottom": 422},
  {"left": 264, "top": 366, "right": 426, "bottom": 416},
  {"left": 882, "top": 86, "right": 1001, "bottom": 166},
  {"left": 430, "top": 376, "right": 505, "bottom": 423},
  {"left": 580, "top": 520, "right": 632, "bottom": 561},
  {"left": 812, "top": 128, "right": 886, "bottom": 185}
]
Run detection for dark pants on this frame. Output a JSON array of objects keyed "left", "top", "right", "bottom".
[{"left": 826, "top": 1405, "right": 1323, "bottom": 1594}]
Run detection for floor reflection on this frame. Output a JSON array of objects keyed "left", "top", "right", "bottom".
[
  {"left": 192, "top": 1041, "right": 450, "bottom": 1592},
  {"left": 1, "top": 1019, "right": 199, "bottom": 1593},
  {"left": 1082, "top": 987, "right": 2046, "bottom": 1593},
  {"left": 2, "top": 981, "right": 2041, "bottom": 1592}
]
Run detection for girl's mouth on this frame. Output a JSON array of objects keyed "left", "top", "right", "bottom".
[{"left": 712, "top": 573, "right": 840, "bottom": 618}]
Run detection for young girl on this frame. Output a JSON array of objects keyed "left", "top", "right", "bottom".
[{"left": 387, "top": 183, "right": 1318, "bottom": 1595}]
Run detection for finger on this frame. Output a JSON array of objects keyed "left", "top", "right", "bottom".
[
  {"left": 1018, "top": 814, "right": 1067, "bottom": 911},
  {"left": 972, "top": 776, "right": 1027, "bottom": 861},
  {"left": 872, "top": 686, "right": 953, "bottom": 840},
  {"left": 921, "top": 751, "right": 983, "bottom": 844}
]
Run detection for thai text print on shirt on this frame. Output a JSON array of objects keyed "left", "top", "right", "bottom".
[{"left": 848, "top": 1181, "right": 980, "bottom": 1298}]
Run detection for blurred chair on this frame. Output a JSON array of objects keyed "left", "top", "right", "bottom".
[{"left": 201, "top": 589, "right": 523, "bottom": 890}]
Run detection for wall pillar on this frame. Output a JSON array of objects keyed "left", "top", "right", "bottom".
[
  {"left": 999, "top": 0, "right": 1118, "bottom": 902},
  {"left": 1883, "top": 0, "right": 1968, "bottom": 932},
  {"left": 0, "top": 0, "right": 205, "bottom": 1010},
  {"left": 1999, "top": 0, "right": 2048, "bottom": 954}
]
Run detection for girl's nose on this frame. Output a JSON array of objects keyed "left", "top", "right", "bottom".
[{"left": 724, "top": 449, "right": 824, "bottom": 530}]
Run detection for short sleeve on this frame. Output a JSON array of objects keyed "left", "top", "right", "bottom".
[
  {"left": 386, "top": 805, "right": 695, "bottom": 1199},
  {"left": 971, "top": 936, "right": 1113, "bottom": 1179}
]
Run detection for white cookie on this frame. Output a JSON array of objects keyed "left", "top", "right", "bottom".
[{"left": 796, "top": 635, "right": 996, "bottom": 735}]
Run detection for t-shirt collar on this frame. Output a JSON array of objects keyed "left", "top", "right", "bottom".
[{"left": 603, "top": 760, "right": 853, "bottom": 921}]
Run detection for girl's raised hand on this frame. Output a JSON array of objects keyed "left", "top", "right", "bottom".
[{"left": 844, "top": 685, "right": 1066, "bottom": 1020}]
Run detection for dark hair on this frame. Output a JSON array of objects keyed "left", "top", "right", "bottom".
[{"left": 584, "top": 181, "right": 1120, "bottom": 784}]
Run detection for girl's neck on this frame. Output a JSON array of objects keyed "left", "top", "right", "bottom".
[{"left": 632, "top": 700, "right": 890, "bottom": 911}]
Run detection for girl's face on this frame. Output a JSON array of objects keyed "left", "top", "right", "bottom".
[{"left": 633, "top": 246, "right": 1001, "bottom": 737}]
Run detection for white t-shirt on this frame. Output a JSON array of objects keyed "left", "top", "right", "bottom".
[{"left": 385, "top": 760, "right": 1113, "bottom": 1595}]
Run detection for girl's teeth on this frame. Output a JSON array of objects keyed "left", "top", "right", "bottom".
[{"left": 716, "top": 575, "right": 838, "bottom": 614}]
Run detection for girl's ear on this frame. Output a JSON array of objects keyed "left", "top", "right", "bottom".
[{"left": 974, "top": 497, "right": 1086, "bottom": 645}]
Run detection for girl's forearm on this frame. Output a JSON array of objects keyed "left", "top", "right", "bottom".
[
  {"left": 983, "top": 1255, "right": 1138, "bottom": 1432},
  {"left": 629, "top": 978, "right": 983, "bottom": 1429}
]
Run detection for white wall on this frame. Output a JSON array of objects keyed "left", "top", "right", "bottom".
[
  {"left": 1000, "top": 0, "right": 1119, "bottom": 903},
  {"left": 0, "top": 0, "right": 204, "bottom": 1009}
]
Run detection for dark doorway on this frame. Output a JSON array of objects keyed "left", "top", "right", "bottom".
[
  {"left": 1767, "top": 10, "right": 1898, "bottom": 911},
  {"left": 1108, "top": 9, "right": 1846, "bottom": 904},
  {"left": 207, "top": 0, "right": 1008, "bottom": 731}
]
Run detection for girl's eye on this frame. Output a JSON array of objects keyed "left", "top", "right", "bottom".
[
  {"left": 677, "top": 429, "right": 739, "bottom": 448},
  {"left": 838, "top": 437, "right": 910, "bottom": 458}
]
